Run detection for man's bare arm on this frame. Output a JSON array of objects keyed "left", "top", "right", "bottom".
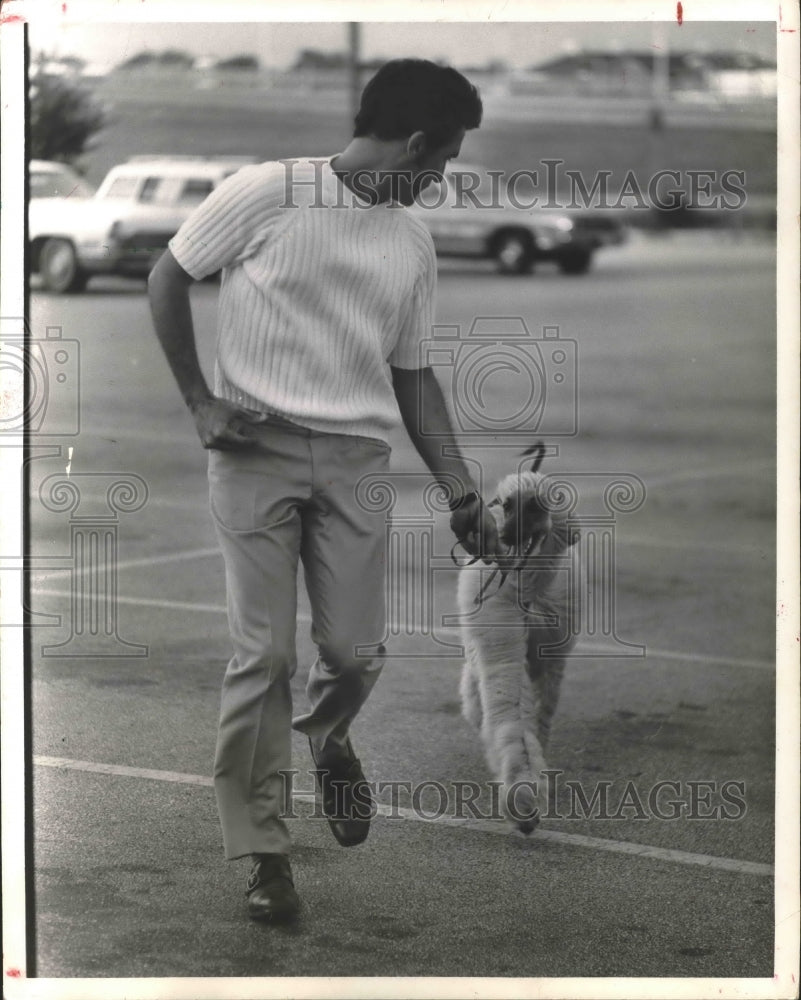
[
  {"left": 147, "top": 249, "right": 268, "bottom": 450},
  {"left": 391, "top": 365, "right": 500, "bottom": 559}
]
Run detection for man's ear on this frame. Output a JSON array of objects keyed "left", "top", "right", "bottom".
[{"left": 406, "top": 131, "right": 428, "bottom": 160}]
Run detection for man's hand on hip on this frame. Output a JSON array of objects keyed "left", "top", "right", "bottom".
[{"left": 190, "top": 396, "right": 271, "bottom": 450}]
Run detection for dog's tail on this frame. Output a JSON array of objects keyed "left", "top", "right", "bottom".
[{"left": 521, "top": 441, "right": 546, "bottom": 472}]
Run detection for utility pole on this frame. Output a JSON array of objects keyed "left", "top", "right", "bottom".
[
  {"left": 348, "top": 22, "right": 361, "bottom": 122},
  {"left": 648, "top": 21, "right": 672, "bottom": 226},
  {"left": 650, "top": 20, "right": 670, "bottom": 131}
]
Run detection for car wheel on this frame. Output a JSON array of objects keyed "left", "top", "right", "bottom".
[
  {"left": 39, "top": 238, "right": 89, "bottom": 293},
  {"left": 557, "top": 246, "right": 593, "bottom": 275},
  {"left": 491, "top": 231, "right": 534, "bottom": 275}
]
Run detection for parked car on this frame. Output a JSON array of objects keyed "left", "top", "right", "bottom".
[
  {"left": 29, "top": 159, "right": 96, "bottom": 200},
  {"left": 410, "top": 163, "right": 627, "bottom": 275},
  {"left": 29, "top": 156, "right": 256, "bottom": 293}
]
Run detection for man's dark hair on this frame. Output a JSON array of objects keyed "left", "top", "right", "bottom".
[{"left": 354, "top": 59, "right": 482, "bottom": 149}]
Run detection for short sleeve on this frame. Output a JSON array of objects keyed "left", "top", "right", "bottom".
[
  {"left": 387, "top": 233, "right": 437, "bottom": 370},
  {"left": 168, "top": 163, "right": 287, "bottom": 280}
]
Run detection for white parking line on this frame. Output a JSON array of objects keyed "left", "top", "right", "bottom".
[
  {"left": 113, "top": 546, "right": 220, "bottom": 571},
  {"left": 30, "top": 546, "right": 222, "bottom": 577},
  {"left": 621, "top": 646, "right": 773, "bottom": 671},
  {"left": 31, "top": 588, "right": 229, "bottom": 616},
  {"left": 34, "top": 754, "right": 773, "bottom": 878},
  {"left": 29, "top": 587, "right": 775, "bottom": 671}
]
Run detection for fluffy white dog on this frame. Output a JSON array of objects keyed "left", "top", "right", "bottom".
[{"left": 457, "top": 444, "right": 580, "bottom": 833}]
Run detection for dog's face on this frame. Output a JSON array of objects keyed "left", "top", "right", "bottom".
[
  {"left": 487, "top": 442, "right": 579, "bottom": 557},
  {"left": 492, "top": 471, "right": 553, "bottom": 553}
]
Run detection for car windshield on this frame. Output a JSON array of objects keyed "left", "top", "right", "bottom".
[
  {"left": 97, "top": 173, "right": 217, "bottom": 206},
  {"left": 99, "top": 175, "right": 141, "bottom": 200},
  {"left": 137, "top": 176, "right": 216, "bottom": 206}
]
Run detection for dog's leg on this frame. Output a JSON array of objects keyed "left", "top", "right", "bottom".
[
  {"left": 459, "top": 639, "right": 484, "bottom": 731},
  {"left": 473, "top": 624, "right": 544, "bottom": 833},
  {"left": 517, "top": 669, "right": 549, "bottom": 833},
  {"left": 527, "top": 621, "right": 571, "bottom": 751},
  {"left": 534, "top": 661, "right": 565, "bottom": 750},
  {"left": 524, "top": 627, "right": 571, "bottom": 825}
]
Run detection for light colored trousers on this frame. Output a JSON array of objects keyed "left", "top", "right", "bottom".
[{"left": 207, "top": 417, "right": 390, "bottom": 859}]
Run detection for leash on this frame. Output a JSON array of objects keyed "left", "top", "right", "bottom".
[{"left": 451, "top": 531, "right": 542, "bottom": 607}]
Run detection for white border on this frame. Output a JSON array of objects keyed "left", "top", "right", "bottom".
[
  {"left": 2, "top": 0, "right": 797, "bottom": 24},
  {"left": 0, "top": 11, "right": 29, "bottom": 987},
  {"left": 773, "top": 0, "right": 801, "bottom": 987},
  {"left": 1, "top": 2, "right": 799, "bottom": 998}
]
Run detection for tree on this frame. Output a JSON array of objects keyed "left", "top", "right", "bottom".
[
  {"left": 116, "top": 49, "right": 194, "bottom": 71},
  {"left": 116, "top": 51, "right": 156, "bottom": 70},
  {"left": 29, "top": 59, "right": 107, "bottom": 165},
  {"left": 216, "top": 54, "right": 260, "bottom": 72},
  {"left": 293, "top": 48, "right": 347, "bottom": 71},
  {"left": 158, "top": 49, "right": 195, "bottom": 68}
]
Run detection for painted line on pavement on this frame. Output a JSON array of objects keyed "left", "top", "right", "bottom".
[
  {"left": 112, "top": 546, "right": 220, "bottom": 571},
  {"left": 29, "top": 587, "right": 774, "bottom": 671},
  {"left": 31, "top": 589, "right": 229, "bottom": 615},
  {"left": 34, "top": 754, "right": 773, "bottom": 878},
  {"left": 621, "top": 646, "right": 773, "bottom": 671}
]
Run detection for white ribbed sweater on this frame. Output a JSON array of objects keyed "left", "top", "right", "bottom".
[{"left": 169, "top": 156, "right": 437, "bottom": 442}]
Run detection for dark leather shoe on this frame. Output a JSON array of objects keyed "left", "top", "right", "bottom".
[
  {"left": 309, "top": 737, "right": 373, "bottom": 847},
  {"left": 246, "top": 854, "right": 300, "bottom": 922}
]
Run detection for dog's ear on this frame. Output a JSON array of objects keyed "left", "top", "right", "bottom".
[{"left": 521, "top": 441, "right": 546, "bottom": 473}]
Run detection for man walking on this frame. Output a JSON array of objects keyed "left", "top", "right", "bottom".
[{"left": 148, "top": 58, "right": 499, "bottom": 922}]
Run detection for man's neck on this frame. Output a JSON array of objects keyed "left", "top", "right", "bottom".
[
  {"left": 330, "top": 137, "right": 412, "bottom": 205},
  {"left": 332, "top": 136, "right": 408, "bottom": 175}
]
